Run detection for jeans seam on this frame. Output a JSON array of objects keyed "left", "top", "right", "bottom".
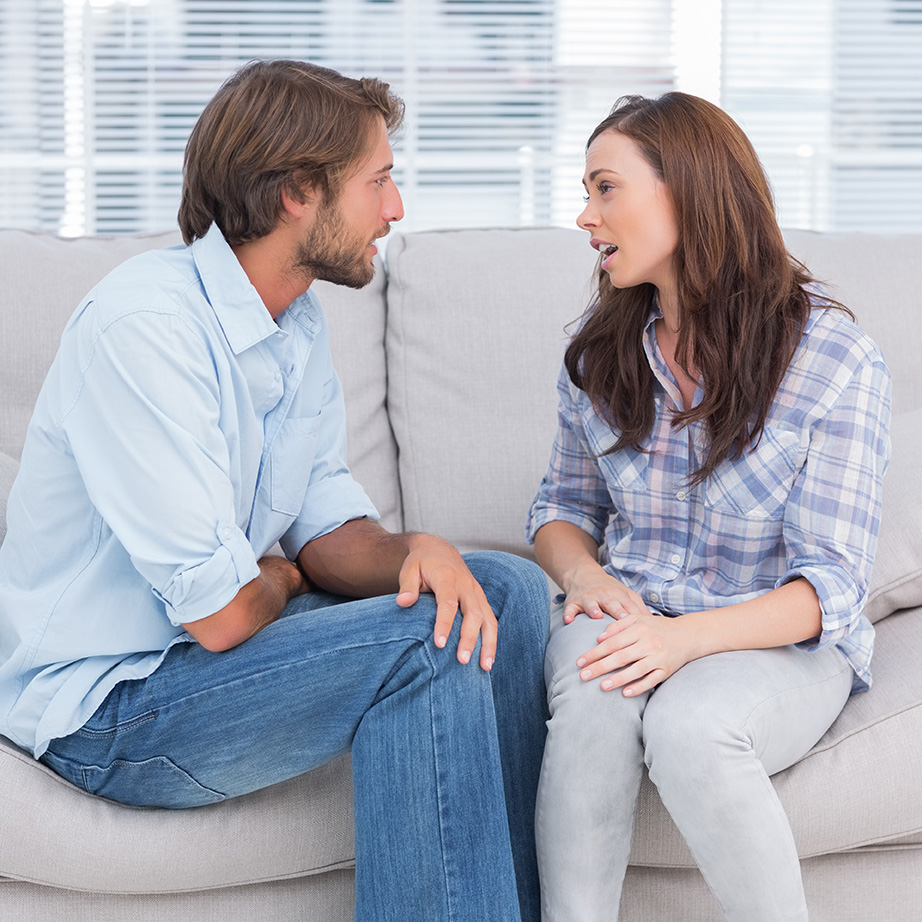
[{"left": 75, "top": 710, "right": 158, "bottom": 738}]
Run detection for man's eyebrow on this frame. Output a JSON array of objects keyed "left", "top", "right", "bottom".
[{"left": 374, "top": 163, "right": 394, "bottom": 175}]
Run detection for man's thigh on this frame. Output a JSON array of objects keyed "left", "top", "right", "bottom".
[{"left": 42, "top": 588, "right": 443, "bottom": 806}]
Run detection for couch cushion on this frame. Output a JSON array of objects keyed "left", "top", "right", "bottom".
[
  {"left": 865, "top": 408, "right": 922, "bottom": 622},
  {"left": 782, "top": 229, "right": 922, "bottom": 417},
  {"left": 628, "top": 605, "right": 922, "bottom": 867},
  {"left": 0, "top": 736, "right": 355, "bottom": 893},
  {"left": 0, "top": 229, "right": 183, "bottom": 461},
  {"left": 385, "top": 227, "right": 598, "bottom": 555},
  {"left": 0, "top": 451, "right": 17, "bottom": 546},
  {"left": 314, "top": 271, "right": 401, "bottom": 532},
  {"left": 0, "top": 228, "right": 399, "bottom": 532}
]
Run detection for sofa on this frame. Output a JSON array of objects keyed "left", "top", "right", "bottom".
[{"left": 1, "top": 224, "right": 921, "bottom": 921}]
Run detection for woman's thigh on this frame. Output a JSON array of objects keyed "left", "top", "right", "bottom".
[{"left": 643, "top": 643, "right": 853, "bottom": 775}]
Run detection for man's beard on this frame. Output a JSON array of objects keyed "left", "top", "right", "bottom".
[{"left": 292, "top": 199, "right": 387, "bottom": 290}]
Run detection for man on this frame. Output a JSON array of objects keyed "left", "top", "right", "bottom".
[{"left": 0, "top": 60, "right": 548, "bottom": 922}]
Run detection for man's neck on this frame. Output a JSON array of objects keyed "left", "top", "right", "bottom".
[{"left": 232, "top": 232, "right": 315, "bottom": 320}]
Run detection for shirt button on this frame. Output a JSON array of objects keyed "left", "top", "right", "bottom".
[
  {"left": 676, "top": 490, "right": 687, "bottom": 501},
  {"left": 222, "top": 527, "right": 233, "bottom": 540},
  {"left": 670, "top": 554, "right": 681, "bottom": 565},
  {"left": 649, "top": 592, "right": 660, "bottom": 604},
  {"left": 275, "top": 371, "right": 282, "bottom": 381}
]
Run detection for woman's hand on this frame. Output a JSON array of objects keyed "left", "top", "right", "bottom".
[
  {"left": 561, "top": 564, "right": 649, "bottom": 625},
  {"left": 575, "top": 609, "right": 699, "bottom": 697}
]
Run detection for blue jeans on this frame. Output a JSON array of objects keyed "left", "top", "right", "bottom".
[
  {"left": 41, "top": 551, "right": 550, "bottom": 922},
  {"left": 537, "top": 605, "right": 854, "bottom": 922}
]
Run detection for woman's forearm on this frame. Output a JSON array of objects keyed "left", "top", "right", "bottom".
[
  {"left": 680, "top": 578, "right": 823, "bottom": 661},
  {"left": 533, "top": 520, "right": 603, "bottom": 593}
]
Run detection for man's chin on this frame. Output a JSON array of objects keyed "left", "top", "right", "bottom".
[
  {"left": 302, "top": 260, "right": 376, "bottom": 290},
  {"left": 323, "top": 262, "right": 375, "bottom": 290}
]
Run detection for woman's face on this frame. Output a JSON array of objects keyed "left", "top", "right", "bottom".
[{"left": 577, "top": 130, "right": 679, "bottom": 305}]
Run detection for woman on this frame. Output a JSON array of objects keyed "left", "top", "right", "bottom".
[{"left": 527, "top": 93, "right": 891, "bottom": 922}]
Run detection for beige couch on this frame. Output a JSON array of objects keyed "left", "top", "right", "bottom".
[{"left": 1, "top": 226, "right": 921, "bottom": 921}]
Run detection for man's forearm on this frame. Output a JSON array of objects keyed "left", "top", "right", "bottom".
[
  {"left": 297, "top": 518, "right": 419, "bottom": 598},
  {"left": 182, "top": 555, "right": 308, "bottom": 652}
]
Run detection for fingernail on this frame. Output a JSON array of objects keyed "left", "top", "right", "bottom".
[
  {"left": 484, "top": 657, "right": 493, "bottom": 670},
  {"left": 601, "top": 679, "right": 613, "bottom": 690},
  {"left": 623, "top": 688, "right": 634, "bottom": 697},
  {"left": 437, "top": 635, "right": 447, "bottom": 648},
  {"left": 576, "top": 656, "right": 586, "bottom": 667},
  {"left": 459, "top": 649, "right": 471, "bottom": 663},
  {"left": 580, "top": 668, "right": 592, "bottom": 680}
]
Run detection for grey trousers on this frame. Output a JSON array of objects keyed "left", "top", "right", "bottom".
[{"left": 536, "top": 605, "right": 854, "bottom": 922}]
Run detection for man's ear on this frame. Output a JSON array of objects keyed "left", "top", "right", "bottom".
[{"left": 280, "top": 182, "right": 319, "bottom": 221}]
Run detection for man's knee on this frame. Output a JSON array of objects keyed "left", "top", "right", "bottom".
[{"left": 463, "top": 550, "right": 547, "bottom": 598}]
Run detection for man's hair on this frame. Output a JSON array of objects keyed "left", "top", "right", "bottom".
[
  {"left": 566, "top": 92, "right": 849, "bottom": 485},
  {"left": 178, "top": 59, "right": 404, "bottom": 246}
]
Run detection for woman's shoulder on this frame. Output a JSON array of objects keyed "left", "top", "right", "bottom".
[{"left": 800, "top": 288, "right": 889, "bottom": 373}]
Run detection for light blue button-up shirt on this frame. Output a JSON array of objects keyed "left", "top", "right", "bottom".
[
  {"left": 528, "top": 301, "right": 891, "bottom": 693},
  {"left": 0, "top": 224, "right": 378, "bottom": 757}
]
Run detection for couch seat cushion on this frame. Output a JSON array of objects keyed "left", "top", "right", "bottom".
[{"left": 0, "top": 741, "right": 355, "bottom": 893}]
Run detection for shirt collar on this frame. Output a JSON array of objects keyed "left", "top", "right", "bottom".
[{"left": 191, "top": 223, "right": 294, "bottom": 355}]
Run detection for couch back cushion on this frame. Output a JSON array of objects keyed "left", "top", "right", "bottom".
[
  {"left": 0, "top": 228, "right": 400, "bottom": 532},
  {"left": 386, "top": 226, "right": 922, "bottom": 624},
  {"left": 314, "top": 271, "right": 402, "bottom": 531},
  {"left": 0, "top": 229, "right": 184, "bottom": 460},
  {"left": 781, "top": 229, "right": 922, "bottom": 417},
  {"left": 385, "top": 227, "right": 598, "bottom": 556}
]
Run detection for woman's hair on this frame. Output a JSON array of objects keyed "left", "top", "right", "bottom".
[
  {"left": 178, "top": 59, "right": 404, "bottom": 246},
  {"left": 565, "top": 92, "right": 846, "bottom": 485}
]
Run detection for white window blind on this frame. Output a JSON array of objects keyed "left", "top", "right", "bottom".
[
  {"left": 0, "top": 0, "right": 919, "bottom": 235},
  {"left": 722, "top": 0, "right": 922, "bottom": 231}
]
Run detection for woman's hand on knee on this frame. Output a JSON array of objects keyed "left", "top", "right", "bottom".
[
  {"left": 575, "top": 611, "right": 697, "bottom": 697},
  {"left": 561, "top": 569, "right": 647, "bottom": 625}
]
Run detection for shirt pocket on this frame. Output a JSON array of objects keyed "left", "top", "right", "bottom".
[
  {"left": 703, "top": 426, "right": 802, "bottom": 519},
  {"left": 270, "top": 413, "right": 323, "bottom": 516},
  {"left": 597, "top": 445, "right": 649, "bottom": 493},
  {"left": 583, "top": 411, "right": 649, "bottom": 493}
]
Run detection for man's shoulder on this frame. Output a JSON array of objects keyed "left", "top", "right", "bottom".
[{"left": 89, "top": 244, "right": 202, "bottom": 328}]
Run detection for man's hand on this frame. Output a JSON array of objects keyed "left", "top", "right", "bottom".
[
  {"left": 395, "top": 534, "right": 498, "bottom": 670},
  {"left": 298, "top": 520, "right": 497, "bottom": 670},
  {"left": 182, "top": 555, "right": 310, "bottom": 653}
]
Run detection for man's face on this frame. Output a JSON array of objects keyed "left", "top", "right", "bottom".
[{"left": 293, "top": 118, "right": 404, "bottom": 289}]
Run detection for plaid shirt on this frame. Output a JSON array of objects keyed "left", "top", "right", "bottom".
[{"left": 527, "top": 301, "right": 892, "bottom": 692}]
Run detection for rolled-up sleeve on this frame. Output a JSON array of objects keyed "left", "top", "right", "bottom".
[
  {"left": 60, "top": 308, "right": 260, "bottom": 625},
  {"left": 780, "top": 352, "right": 892, "bottom": 653},
  {"left": 527, "top": 363, "right": 613, "bottom": 546}
]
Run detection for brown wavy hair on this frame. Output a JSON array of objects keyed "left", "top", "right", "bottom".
[
  {"left": 565, "top": 92, "right": 846, "bottom": 485},
  {"left": 179, "top": 59, "right": 404, "bottom": 245}
]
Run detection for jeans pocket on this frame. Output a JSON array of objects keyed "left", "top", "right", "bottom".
[{"left": 81, "top": 755, "right": 227, "bottom": 809}]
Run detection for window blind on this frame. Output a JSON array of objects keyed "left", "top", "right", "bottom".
[
  {"left": 722, "top": 0, "right": 922, "bottom": 231},
  {"left": 0, "top": 0, "right": 674, "bottom": 235},
  {"left": 0, "top": 0, "right": 918, "bottom": 235}
]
